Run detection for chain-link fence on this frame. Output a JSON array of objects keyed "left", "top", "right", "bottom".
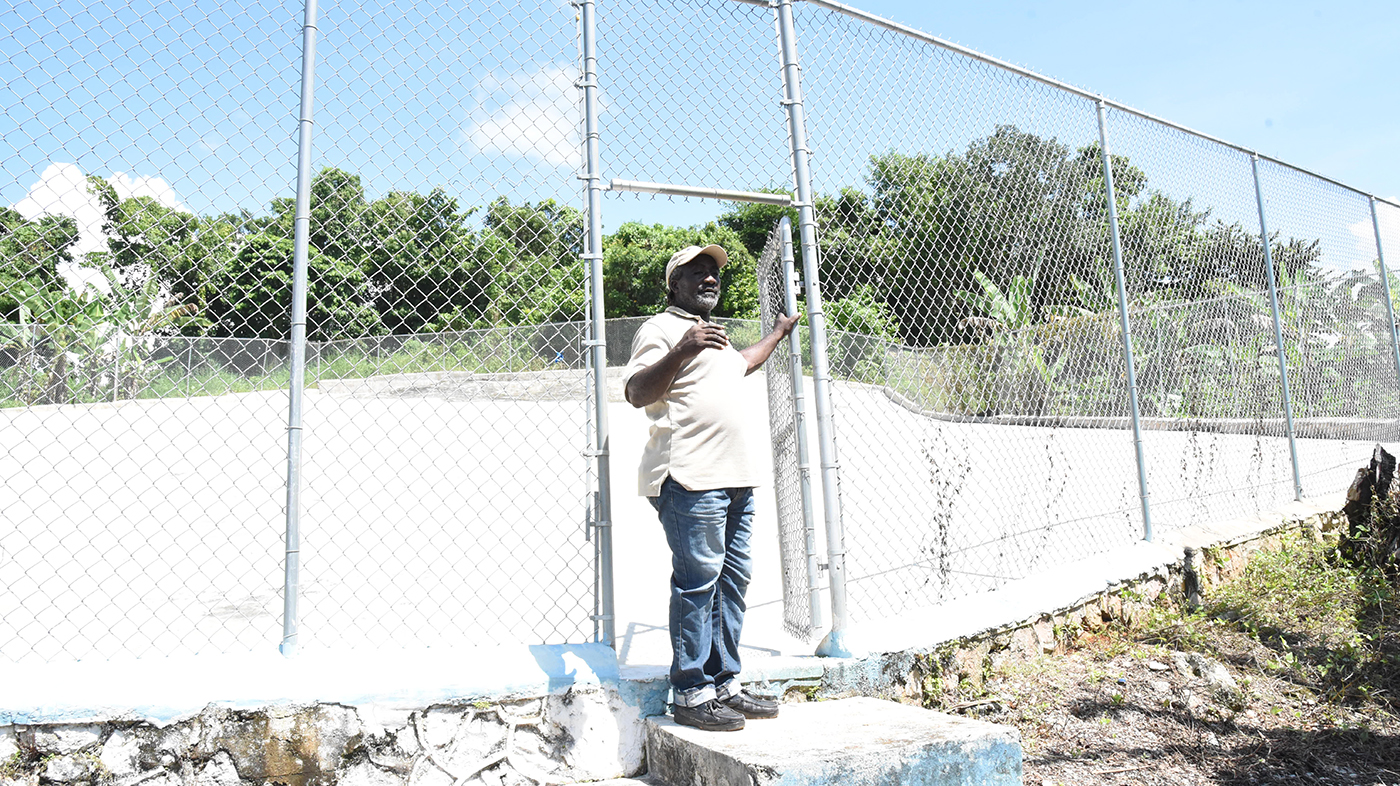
[
  {"left": 775, "top": 0, "right": 1400, "bottom": 628},
  {"left": 793, "top": 4, "right": 1148, "bottom": 624},
  {"left": 3, "top": 0, "right": 1396, "bottom": 662},
  {"left": 755, "top": 218, "right": 820, "bottom": 641},
  {"left": 1, "top": 0, "right": 599, "bottom": 661}
]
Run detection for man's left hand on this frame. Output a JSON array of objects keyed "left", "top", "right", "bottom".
[{"left": 775, "top": 313, "right": 800, "bottom": 338}]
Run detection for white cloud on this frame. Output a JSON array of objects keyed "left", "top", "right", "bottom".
[
  {"left": 1348, "top": 216, "right": 1381, "bottom": 263},
  {"left": 465, "top": 63, "right": 584, "bottom": 168},
  {"left": 12, "top": 163, "right": 188, "bottom": 296},
  {"left": 13, "top": 163, "right": 188, "bottom": 256}
]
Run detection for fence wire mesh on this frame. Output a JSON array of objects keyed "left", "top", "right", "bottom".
[
  {"left": 3, "top": 0, "right": 1396, "bottom": 662},
  {"left": 793, "top": 3, "right": 1144, "bottom": 623},
  {"left": 1, "top": 0, "right": 598, "bottom": 661},
  {"left": 1254, "top": 160, "right": 1400, "bottom": 490},
  {"left": 1100, "top": 110, "right": 1299, "bottom": 535},
  {"left": 775, "top": 1, "right": 1397, "bottom": 627},
  {"left": 293, "top": 0, "right": 595, "bottom": 652},
  {"left": 2, "top": 0, "right": 305, "bottom": 661},
  {"left": 598, "top": 0, "right": 788, "bottom": 195},
  {"left": 755, "top": 222, "right": 817, "bottom": 641}
]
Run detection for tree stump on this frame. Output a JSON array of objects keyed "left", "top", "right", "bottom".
[{"left": 1342, "top": 444, "right": 1400, "bottom": 572}]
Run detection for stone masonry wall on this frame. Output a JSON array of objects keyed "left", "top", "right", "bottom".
[
  {"left": 785, "top": 507, "right": 1348, "bottom": 711},
  {"left": 0, "top": 682, "right": 662, "bottom": 786},
  {"left": 1, "top": 506, "right": 1345, "bottom": 786}
]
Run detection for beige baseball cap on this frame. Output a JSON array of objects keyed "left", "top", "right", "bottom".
[{"left": 665, "top": 244, "right": 729, "bottom": 288}]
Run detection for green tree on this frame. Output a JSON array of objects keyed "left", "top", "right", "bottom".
[
  {"left": 205, "top": 233, "right": 382, "bottom": 341},
  {"left": 851, "top": 127, "right": 1150, "bottom": 345},
  {"left": 0, "top": 207, "right": 78, "bottom": 321},
  {"left": 602, "top": 221, "right": 759, "bottom": 320},
  {"left": 270, "top": 167, "right": 370, "bottom": 267},
  {"left": 479, "top": 197, "right": 586, "bottom": 325},
  {"left": 717, "top": 191, "right": 798, "bottom": 260},
  {"left": 364, "top": 188, "right": 489, "bottom": 333},
  {"left": 97, "top": 191, "right": 239, "bottom": 334}
]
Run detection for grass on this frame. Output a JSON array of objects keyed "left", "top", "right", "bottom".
[
  {"left": 972, "top": 528, "right": 1400, "bottom": 784},
  {"left": 1136, "top": 532, "right": 1399, "bottom": 711},
  {"left": 0, "top": 329, "right": 572, "bottom": 409},
  {"left": 5, "top": 314, "right": 1397, "bottom": 422}
]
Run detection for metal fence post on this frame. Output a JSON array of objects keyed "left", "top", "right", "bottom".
[
  {"left": 1251, "top": 155, "right": 1304, "bottom": 502},
  {"left": 281, "top": 0, "right": 320, "bottom": 657},
  {"left": 579, "top": 0, "right": 614, "bottom": 648},
  {"left": 1371, "top": 198, "right": 1400, "bottom": 399},
  {"left": 778, "top": 217, "right": 822, "bottom": 630},
  {"left": 775, "top": 0, "right": 852, "bottom": 657},
  {"left": 1095, "top": 100, "right": 1154, "bottom": 542}
]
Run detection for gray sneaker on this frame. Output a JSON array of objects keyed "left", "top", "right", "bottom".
[{"left": 673, "top": 699, "right": 745, "bottom": 731}]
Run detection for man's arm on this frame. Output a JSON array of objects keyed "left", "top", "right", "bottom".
[
  {"left": 738, "top": 313, "right": 800, "bottom": 375},
  {"left": 625, "top": 322, "right": 732, "bottom": 407}
]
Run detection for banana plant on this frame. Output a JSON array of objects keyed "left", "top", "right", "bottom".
[
  {"left": 954, "top": 268, "right": 1070, "bottom": 415},
  {"left": 7, "top": 267, "right": 197, "bottom": 405},
  {"left": 13, "top": 280, "right": 109, "bottom": 404},
  {"left": 955, "top": 269, "right": 1035, "bottom": 331}
]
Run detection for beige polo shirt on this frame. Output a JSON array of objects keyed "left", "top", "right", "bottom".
[{"left": 623, "top": 307, "right": 766, "bottom": 496}]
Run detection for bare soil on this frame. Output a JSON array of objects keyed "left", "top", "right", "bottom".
[{"left": 949, "top": 602, "right": 1400, "bottom": 785}]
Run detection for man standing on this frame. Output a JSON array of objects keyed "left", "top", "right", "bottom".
[{"left": 623, "top": 243, "right": 800, "bottom": 731}]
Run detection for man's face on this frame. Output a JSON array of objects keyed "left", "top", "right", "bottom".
[{"left": 671, "top": 255, "right": 721, "bottom": 316}]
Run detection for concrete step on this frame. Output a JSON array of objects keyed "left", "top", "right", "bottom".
[{"left": 645, "top": 697, "right": 1022, "bottom": 786}]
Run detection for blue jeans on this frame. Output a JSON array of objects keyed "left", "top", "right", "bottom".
[{"left": 649, "top": 476, "right": 754, "bottom": 707}]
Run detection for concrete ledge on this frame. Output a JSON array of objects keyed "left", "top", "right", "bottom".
[
  {"left": 879, "top": 383, "right": 1400, "bottom": 439},
  {"left": 0, "top": 643, "right": 620, "bottom": 725},
  {"left": 646, "top": 697, "right": 1021, "bottom": 786},
  {"left": 846, "top": 494, "right": 1346, "bottom": 658}
]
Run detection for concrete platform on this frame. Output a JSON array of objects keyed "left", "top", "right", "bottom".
[{"left": 645, "top": 697, "right": 1022, "bottom": 786}]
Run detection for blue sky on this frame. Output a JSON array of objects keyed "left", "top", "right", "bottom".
[
  {"left": 829, "top": 0, "right": 1398, "bottom": 200},
  {"left": 4, "top": 0, "right": 1395, "bottom": 261},
  {"left": 603, "top": 0, "right": 1399, "bottom": 245}
]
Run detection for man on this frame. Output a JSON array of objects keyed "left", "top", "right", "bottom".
[{"left": 623, "top": 243, "right": 800, "bottom": 731}]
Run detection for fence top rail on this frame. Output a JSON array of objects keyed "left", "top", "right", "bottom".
[{"left": 786, "top": 0, "right": 1399, "bottom": 210}]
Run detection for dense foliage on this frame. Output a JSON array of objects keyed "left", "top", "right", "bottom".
[{"left": 2, "top": 125, "right": 1393, "bottom": 415}]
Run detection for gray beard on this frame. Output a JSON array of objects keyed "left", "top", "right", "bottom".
[{"left": 675, "top": 291, "right": 720, "bottom": 316}]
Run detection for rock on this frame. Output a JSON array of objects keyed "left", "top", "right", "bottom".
[
  {"left": 115, "top": 772, "right": 179, "bottom": 786},
  {"left": 1175, "top": 689, "right": 1201, "bottom": 712},
  {"left": 1170, "top": 652, "right": 1193, "bottom": 678},
  {"left": 415, "top": 708, "right": 468, "bottom": 752},
  {"left": 363, "top": 730, "right": 415, "bottom": 775},
  {"left": 1187, "top": 654, "right": 1237, "bottom": 690},
  {"left": 1031, "top": 619, "right": 1056, "bottom": 653},
  {"left": 43, "top": 754, "right": 98, "bottom": 783},
  {"left": 1147, "top": 660, "right": 1170, "bottom": 672},
  {"left": 33, "top": 726, "right": 102, "bottom": 755},
  {"left": 1187, "top": 653, "right": 1244, "bottom": 710},
  {"left": 0, "top": 727, "right": 17, "bottom": 762},
  {"left": 101, "top": 730, "right": 142, "bottom": 777},
  {"left": 193, "top": 751, "right": 243, "bottom": 786},
  {"left": 1342, "top": 445, "right": 1400, "bottom": 567},
  {"left": 304, "top": 704, "right": 363, "bottom": 777},
  {"left": 1149, "top": 680, "right": 1170, "bottom": 695},
  {"left": 408, "top": 763, "right": 453, "bottom": 786},
  {"left": 338, "top": 760, "right": 405, "bottom": 786}
]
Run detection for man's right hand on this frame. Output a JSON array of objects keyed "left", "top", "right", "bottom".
[
  {"left": 625, "top": 322, "right": 729, "bottom": 408},
  {"left": 673, "top": 322, "right": 730, "bottom": 360}
]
